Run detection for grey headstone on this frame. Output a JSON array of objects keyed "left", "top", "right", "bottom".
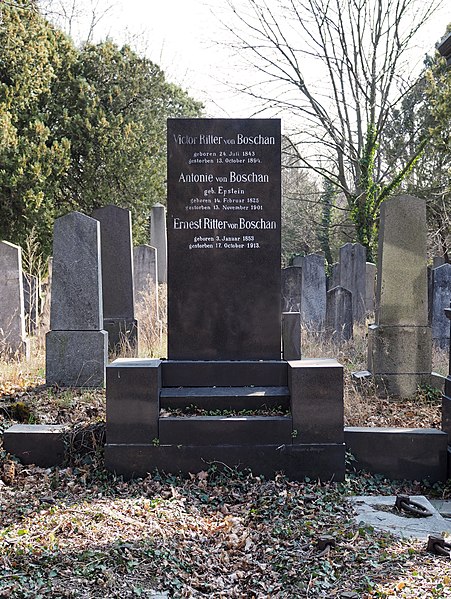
[
  {"left": 0, "top": 241, "right": 29, "bottom": 358},
  {"left": 50, "top": 212, "right": 103, "bottom": 331},
  {"left": 368, "top": 195, "right": 431, "bottom": 397},
  {"left": 375, "top": 195, "right": 428, "bottom": 327},
  {"left": 292, "top": 255, "right": 303, "bottom": 267},
  {"left": 281, "top": 266, "right": 302, "bottom": 313},
  {"left": 300, "top": 253, "right": 326, "bottom": 330},
  {"left": 431, "top": 263, "right": 451, "bottom": 349},
  {"left": 365, "top": 262, "right": 376, "bottom": 313},
  {"left": 22, "top": 272, "right": 39, "bottom": 336},
  {"left": 339, "top": 242, "right": 366, "bottom": 322},
  {"left": 325, "top": 286, "right": 353, "bottom": 343},
  {"left": 328, "top": 262, "right": 340, "bottom": 290},
  {"left": 133, "top": 244, "right": 159, "bottom": 322},
  {"left": 92, "top": 205, "right": 137, "bottom": 354},
  {"left": 150, "top": 203, "right": 167, "bottom": 284},
  {"left": 46, "top": 211, "right": 107, "bottom": 387}
]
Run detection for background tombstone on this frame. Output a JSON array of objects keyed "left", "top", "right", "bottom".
[
  {"left": 133, "top": 244, "right": 161, "bottom": 344},
  {"left": 300, "top": 253, "right": 326, "bottom": 332},
  {"left": 433, "top": 256, "right": 446, "bottom": 269},
  {"left": 339, "top": 242, "right": 366, "bottom": 322},
  {"left": 149, "top": 202, "right": 167, "bottom": 284},
  {"left": 46, "top": 212, "right": 107, "bottom": 387},
  {"left": 328, "top": 262, "right": 340, "bottom": 290},
  {"left": 368, "top": 195, "right": 431, "bottom": 397},
  {"left": 365, "top": 262, "right": 376, "bottom": 314},
  {"left": 292, "top": 255, "right": 303, "bottom": 267},
  {"left": 281, "top": 266, "right": 302, "bottom": 313},
  {"left": 22, "top": 272, "right": 39, "bottom": 336},
  {"left": 0, "top": 241, "right": 29, "bottom": 359},
  {"left": 92, "top": 205, "right": 138, "bottom": 355},
  {"left": 432, "top": 263, "right": 451, "bottom": 349},
  {"left": 325, "top": 286, "right": 353, "bottom": 344}
]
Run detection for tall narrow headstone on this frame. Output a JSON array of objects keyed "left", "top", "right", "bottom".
[
  {"left": 22, "top": 272, "right": 39, "bottom": 336},
  {"left": 150, "top": 203, "right": 167, "bottom": 284},
  {"left": 365, "top": 262, "right": 376, "bottom": 314},
  {"left": 0, "top": 241, "right": 29, "bottom": 359},
  {"left": 339, "top": 242, "right": 366, "bottom": 322},
  {"left": 301, "top": 253, "right": 326, "bottom": 331},
  {"left": 133, "top": 244, "right": 160, "bottom": 338},
  {"left": 368, "top": 195, "right": 431, "bottom": 397},
  {"left": 92, "top": 205, "right": 138, "bottom": 355},
  {"left": 167, "top": 118, "right": 281, "bottom": 360},
  {"left": 328, "top": 262, "right": 340, "bottom": 290},
  {"left": 325, "top": 286, "right": 353, "bottom": 344},
  {"left": 432, "top": 263, "right": 451, "bottom": 349},
  {"left": 281, "top": 266, "right": 302, "bottom": 313},
  {"left": 46, "top": 212, "right": 107, "bottom": 387}
]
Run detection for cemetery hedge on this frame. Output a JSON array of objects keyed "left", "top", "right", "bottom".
[{"left": 0, "top": 0, "right": 202, "bottom": 263}]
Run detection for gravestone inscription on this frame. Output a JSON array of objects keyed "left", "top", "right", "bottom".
[{"left": 167, "top": 118, "right": 281, "bottom": 360}]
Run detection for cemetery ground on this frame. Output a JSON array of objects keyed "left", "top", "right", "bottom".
[{"left": 0, "top": 327, "right": 450, "bottom": 598}]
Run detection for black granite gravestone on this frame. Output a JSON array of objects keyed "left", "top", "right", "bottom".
[{"left": 167, "top": 118, "right": 281, "bottom": 360}]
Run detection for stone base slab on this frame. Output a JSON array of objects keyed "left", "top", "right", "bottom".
[
  {"left": 345, "top": 426, "right": 447, "bottom": 481},
  {"left": 3, "top": 424, "right": 68, "bottom": 467},
  {"left": 105, "top": 442, "right": 346, "bottom": 481},
  {"left": 46, "top": 330, "right": 107, "bottom": 387}
]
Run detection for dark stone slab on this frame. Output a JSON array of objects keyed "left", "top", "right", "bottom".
[
  {"left": 159, "top": 416, "right": 292, "bottom": 445},
  {"left": 344, "top": 427, "right": 448, "bottom": 482},
  {"left": 105, "top": 442, "right": 346, "bottom": 481},
  {"left": 160, "top": 386, "right": 290, "bottom": 411},
  {"left": 46, "top": 330, "right": 107, "bottom": 387},
  {"left": 167, "top": 118, "right": 281, "bottom": 360},
  {"left": 161, "top": 360, "right": 288, "bottom": 387},
  {"left": 282, "top": 312, "right": 301, "bottom": 360},
  {"left": 92, "top": 205, "right": 135, "bottom": 320},
  {"left": 103, "top": 318, "right": 138, "bottom": 356},
  {"left": 106, "top": 358, "right": 161, "bottom": 444},
  {"left": 3, "top": 424, "right": 68, "bottom": 467},
  {"left": 288, "top": 359, "right": 344, "bottom": 443}
]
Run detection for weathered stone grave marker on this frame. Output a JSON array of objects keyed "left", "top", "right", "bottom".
[
  {"left": 0, "top": 241, "right": 29, "bottom": 359},
  {"left": 431, "top": 263, "right": 451, "bottom": 349},
  {"left": 46, "top": 212, "right": 107, "bottom": 387},
  {"left": 339, "top": 242, "right": 366, "bottom": 322},
  {"left": 92, "top": 205, "right": 138, "bottom": 355},
  {"left": 368, "top": 195, "right": 431, "bottom": 397},
  {"left": 149, "top": 203, "right": 167, "bottom": 285}
]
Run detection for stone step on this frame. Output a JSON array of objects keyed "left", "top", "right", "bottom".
[
  {"left": 161, "top": 360, "right": 288, "bottom": 387},
  {"left": 160, "top": 386, "right": 290, "bottom": 411},
  {"left": 3, "top": 424, "right": 68, "bottom": 467},
  {"left": 158, "top": 415, "right": 293, "bottom": 445}
]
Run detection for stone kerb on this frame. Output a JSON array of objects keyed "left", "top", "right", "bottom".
[
  {"left": 46, "top": 211, "right": 107, "bottom": 387},
  {"left": 0, "top": 240, "right": 30, "bottom": 359},
  {"left": 92, "top": 205, "right": 138, "bottom": 354}
]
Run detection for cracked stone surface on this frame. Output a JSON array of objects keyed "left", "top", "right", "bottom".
[{"left": 349, "top": 495, "right": 451, "bottom": 540}]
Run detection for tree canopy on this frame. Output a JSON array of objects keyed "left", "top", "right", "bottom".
[{"left": 0, "top": 0, "right": 202, "bottom": 261}]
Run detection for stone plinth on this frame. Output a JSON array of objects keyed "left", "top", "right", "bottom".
[{"left": 0, "top": 241, "right": 29, "bottom": 359}]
